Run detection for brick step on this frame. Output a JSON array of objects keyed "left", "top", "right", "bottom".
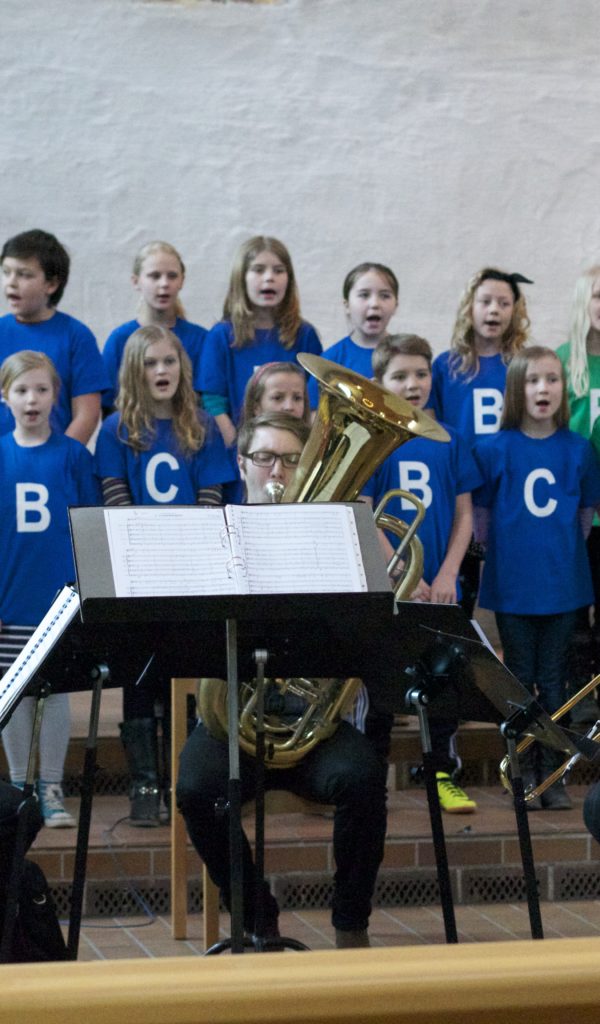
[{"left": 29, "top": 785, "right": 600, "bottom": 919}]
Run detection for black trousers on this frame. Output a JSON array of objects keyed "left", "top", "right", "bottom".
[{"left": 176, "top": 719, "right": 390, "bottom": 933}]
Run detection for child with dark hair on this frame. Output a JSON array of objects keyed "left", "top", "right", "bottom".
[
  {"left": 307, "top": 262, "right": 399, "bottom": 408},
  {"left": 0, "top": 229, "right": 107, "bottom": 443}
]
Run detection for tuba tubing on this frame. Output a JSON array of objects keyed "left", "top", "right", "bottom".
[{"left": 199, "top": 355, "right": 449, "bottom": 767}]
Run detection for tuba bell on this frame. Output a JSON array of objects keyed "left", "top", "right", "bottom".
[{"left": 197, "top": 355, "right": 449, "bottom": 767}]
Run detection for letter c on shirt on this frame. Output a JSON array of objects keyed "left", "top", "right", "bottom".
[
  {"left": 146, "top": 453, "right": 179, "bottom": 503},
  {"left": 523, "top": 468, "right": 557, "bottom": 517},
  {"left": 16, "top": 483, "right": 51, "bottom": 532},
  {"left": 398, "top": 462, "right": 433, "bottom": 509}
]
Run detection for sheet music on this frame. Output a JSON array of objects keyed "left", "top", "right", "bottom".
[
  {"left": 226, "top": 504, "right": 368, "bottom": 594},
  {"left": 103, "top": 504, "right": 368, "bottom": 597},
  {"left": 103, "top": 507, "right": 238, "bottom": 597},
  {"left": 0, "top": 586, "right": 81, "bottom": 728}
]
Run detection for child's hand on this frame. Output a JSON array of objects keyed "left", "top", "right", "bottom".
[
  {"left": 410, "top": 578, "right": 431, "bottom": 603},
  {"left": 430, "top": 569, "right": 457, "bottom": 604}
]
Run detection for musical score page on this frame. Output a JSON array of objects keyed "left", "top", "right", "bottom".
[
  {"left": 103, "top": 504, "right": 368, "bottom": 597},
  {"left": 226, "top": 504, "right": 368, "bottom": 593},
  {"left": 104, "top": 507, "right": 239, "bottom": 597}
]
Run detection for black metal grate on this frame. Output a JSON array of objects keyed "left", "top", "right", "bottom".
[
  {"left": 555, "top": 866, "right": 600, "bottom": 901},
  {"left": 86, "top": 880, "right": 171, "bottom": 917},
  {"left": 462, "top": 867, "right": 547, "bottom": 903},
  {"left": 375, "top": 872, "right": 441, "bottom": 907},
  {"left": 274, "top": 874, "right": 333, "bottom": 910}
]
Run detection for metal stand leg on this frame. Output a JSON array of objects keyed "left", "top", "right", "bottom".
[
  {"left": 206, "top": 638, "right": 308, "bottom": 955},
  {"left": 408, "top": 687, "right": 458, "bottom": 944},
  {"left": 502, "top": 729, "right": 544, "bottom": 940},
  {"left": 67, "top": 664, "right": 109, "bottom": 959}
]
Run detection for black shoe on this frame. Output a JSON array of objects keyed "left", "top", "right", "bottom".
[
  {"left": 541, "top": 782, "right": 573, "bottom": 811},
  {"left": 335, "top": 929, "right": 370, "bottom": 949}
]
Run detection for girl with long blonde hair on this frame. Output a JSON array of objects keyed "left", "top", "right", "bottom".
[
  {"left": 94, "top": 325, "right": 236, "bottom": 825},
  {"left": 102, "top": 241, "right": 206, "bottom": 411}
]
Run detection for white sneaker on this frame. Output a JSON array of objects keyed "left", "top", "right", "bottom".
[{"left": 37, "top": 781, "right": 76, "bottom": 828}]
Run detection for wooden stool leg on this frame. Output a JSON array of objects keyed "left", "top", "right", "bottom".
[
  {"left": 170, "top": 678, "right": 197, "bottom": 939},
  {"left": 203, "top": 864, "right": 220, "bottom": 949}
]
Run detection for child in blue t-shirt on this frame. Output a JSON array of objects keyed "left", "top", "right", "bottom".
[
  {"left": 0, "top": 229, "right": 107, "bottom": 443},
  {"left": 307, "top": 262, "right": 399, "bottom": 408},
  {"left": 0, "top": 351, "right": 100, "bottom": 827},
  {"left": 473, "top": 346, "right": 600, "bottom": 810},
  {"left": 198, "top": 235, "right": 321, "bottom": 448},
  {"left": 368, "top": 333, "right": 482, "bottom": 813},
  {"left": 430, "top": 269, "right": 533, "bottom": 615},
  {"left": 102, "top": 241, "right": 206, "bottom": 412},
  {"left": 95, "top": 324, "right": 236, "bottom": 826}
]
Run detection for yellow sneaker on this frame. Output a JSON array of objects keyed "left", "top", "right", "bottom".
[{"left": 436, "top": 772, "right": 477, "bottom": 814}]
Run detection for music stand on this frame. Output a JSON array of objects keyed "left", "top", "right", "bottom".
[
  {"left": 69, "top": 503, "right": 395, "bottom": 954},
  {"left": 388, "top": 610, "right": 600, "bottom": 943},
  {"left": 0, "top": 587, "right": 159, "bottom": 961}
]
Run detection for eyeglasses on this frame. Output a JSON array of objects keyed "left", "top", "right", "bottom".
[{"left": 243, "top": 450, "right": 302, "bottom": 469}]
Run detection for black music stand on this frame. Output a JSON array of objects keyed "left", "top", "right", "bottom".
[
  {"left": 0, "top": 586, "right": 159, "bottom": 961},
  {"left": 69, "top": 503, "right": 394, "bottom": 955},
  {"left": 386, "top": 609, "right": 600, "bottom": 944}
]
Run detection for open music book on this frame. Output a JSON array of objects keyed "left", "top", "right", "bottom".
[{"left": 103, "top": 504, "right": 369, "bottom": 598}]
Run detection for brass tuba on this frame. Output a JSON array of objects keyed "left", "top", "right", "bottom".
[{"left": 197, "top": 355, "right": 449, "bottom": 767}]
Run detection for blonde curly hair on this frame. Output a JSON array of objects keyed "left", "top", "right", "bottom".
[
  {"left": 449, "top": 268, "right": 530, "bottom": 377},
  {"left": 116, "top": 325, "right": 204, "bottom": 454},
  {"left": 563, "top": 265, "right": 600, "bottom": 398}
]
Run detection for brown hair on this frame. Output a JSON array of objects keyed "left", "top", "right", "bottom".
[
  {"left": 223, "top": 236, "right": 302, "bottom": 349},
  {"left": 239, "top": 361, "right": 310, "bottom": 427},
  {"left": 237, "top": 411, "right": 310, "bottom": 458},
  {"left": 372, "top": 333, "right": 433, "bottom": 382},
  {"left": 342, "top": 262, "right": 399, "bottom": 301},
  {"left": 0, "top": 350, "right": 61, "bottom": 399},
  {"left": 116, "top": 325, "right": 204, "bottom": 454},
  {"left": 501, "top": 346, "right": 569, "bottom": 430}
]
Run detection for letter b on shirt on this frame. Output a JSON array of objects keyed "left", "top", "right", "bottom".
[
  {"left": 398, "top": 463, "right": 433, "bottom": 509},
  {"left": 16, "top": 483, "right": 51, "bottom": 532},
  {"left": 473, "top": 389, "right": 503, "bottom": 434}
]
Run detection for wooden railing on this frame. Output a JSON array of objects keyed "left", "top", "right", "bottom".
[{"left": 2, "top": 936, "right": 600, "bottom": 1024}]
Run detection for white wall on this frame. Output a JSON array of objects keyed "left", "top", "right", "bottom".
[{"left": 1, "top": 0, "right": 599, "bottom": 353}]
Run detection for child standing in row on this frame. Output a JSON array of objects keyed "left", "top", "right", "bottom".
[
  {"left": 473, "top": 347, "right": 600, "bottom": 810},
  {"left": 239, "top": 361, "right": 310, "bottom": 428},
  {"left": 307, "top": 262, "right": 399, "bottom": 407},
  {"left": 430, "top": 268, "right": 532, "bottom": 614},
  {"left": 0, "top": 229, "right": 106, "bottom": 443},
  {"left": 556, "top": 266, "right": 600, "bottom": 723},
  {"left": 198, "top": 236, "right": 321, "bottom": 448},
  {"left": 95, "top": 325, "right": 236, "bottom": 825},
  {"left": 369, "top": 334, "right": 482, "bottom": 812},
  {"left": 0, "top": 352, "right": 100, "bottom": 826},
  {"left": 102, "top": 241, "right": 206, "bottom": 412}
]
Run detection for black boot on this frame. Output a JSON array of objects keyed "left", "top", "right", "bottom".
[
  {"left": 120, "top": 718, "right": 161, "bottom": 827},
  {"left": 519, "top": 747, "right": 542, "bottom": 812},
  {"left": 539, "top": 746, "right": 573, "bottom": 811}
]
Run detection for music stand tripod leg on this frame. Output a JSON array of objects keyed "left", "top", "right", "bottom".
[
  {"left": 66, "top": 663, "right": 109, "bottom": 959},
  {"left": 205, "top": 618, "right": 248, "bottom": 955},
  {"left": 407, "top": 686, "right": 458, "bottom": 944},
  {"left": 250, "top": 650, "right": 308, "bottom": 953},
  {"left": 502, "top": 728, "right": 544, "bottom": 940}
]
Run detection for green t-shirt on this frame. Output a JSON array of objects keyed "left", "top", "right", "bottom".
[{"left": 556, "top": 341, "right": 600, "bottom": 439}]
